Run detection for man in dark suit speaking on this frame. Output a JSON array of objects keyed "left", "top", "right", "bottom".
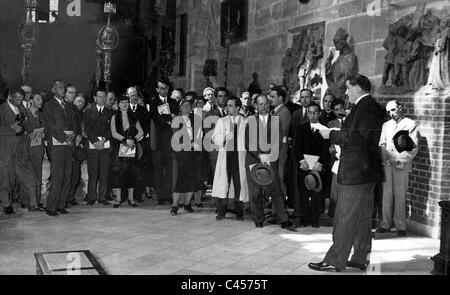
[{"left": 308, "top": 74, "right": 384, "bottom": 272}]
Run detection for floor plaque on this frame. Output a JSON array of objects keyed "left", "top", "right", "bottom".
[{"left": 34, "top": 250, "right": 106, "bottom": 275}]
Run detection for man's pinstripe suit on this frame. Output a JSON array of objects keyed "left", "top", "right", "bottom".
[{"left": 322, "top": 94, "right": 385, "bottom": 269}]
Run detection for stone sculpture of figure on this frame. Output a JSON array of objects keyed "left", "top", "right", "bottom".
[
  {"left": 325, "top": 28, "right": 359, "bottom": 99},
  {"left": 382, "top": 23, "right": 408, "bottom": 87},
  {"left": 393, "top": 24, "right": 408, "bottom": 87},
  {"left": 427, "top": 19, "right": 450, "bottom": 89},
  {"left": 381, "top": 24, "right": 398, "bottom": 87},
  {"left": 404, "top": 27, "right": 428, "bottom": 89},
  {"left": 298, "top": 37, "right": 324, "bottom": 90}
]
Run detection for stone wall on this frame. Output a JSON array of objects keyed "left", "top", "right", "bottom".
[{"left": 170, "top": 0, "right": 450, "bottom": 237}]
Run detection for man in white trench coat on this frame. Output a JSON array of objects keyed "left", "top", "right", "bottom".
[{"left": 212, "top": 96, "right": 249, "bottom": 220}]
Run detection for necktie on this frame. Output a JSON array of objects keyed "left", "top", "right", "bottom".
[
  {"left": 99, "top": 108, "right": 103, "bottom": 115},
  {"left": 61, "top": 101, "right": 66, "bottom": 111},
  {"left": 132, "top": 106, "right": 136, "bottom": 112}
]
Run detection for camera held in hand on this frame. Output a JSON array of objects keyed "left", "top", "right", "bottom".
[{"left": 15, "top": 113, "right": 26, "bottom": 136}]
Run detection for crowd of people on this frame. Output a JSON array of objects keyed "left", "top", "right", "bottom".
[{"left": 0, "top": 74, "right": 420, "bottom": 270}]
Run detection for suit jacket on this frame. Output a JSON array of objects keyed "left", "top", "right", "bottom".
[
  {"left": 330, "top": 95, "right": 384, "bottom": 185},
  {"left": 272, "top": 104, "right": 291, "bottom": 165},
  {"left": 42, "top": 97, "right": 80, "bottom": 146},
  {"left": 205, "top": 107, "right": 227, "bottom": 160},
  {"left": 294, "top": 122, "right": 330, "bottom": 167},
  {"left": 285, "top": 101, "right": 302, "bottom": 114},
  {"left": 0, "top": 103, "right": 39, "bottom": 191},
  {"left": 130, "top": 104, "right": 150, "bottom": 136},
  {"left": 83, "top": 104, "right": 114, "bottom": 146},
  {"left": 149, "top": 96, "right": 179, "bottom": 153},
  {"left": 245, "top": 114, "right": 282, "bottom": 167},
  {"left": 290, "top": 106, "right": 309, "bottom": 140}
]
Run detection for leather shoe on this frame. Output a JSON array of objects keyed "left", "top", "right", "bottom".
[
  {"left": 86, "top": 200, "right": 95, "bottom": 205},
  {"left": 28, "top": 206, "right": 44, "bottom": 212},
  {"left": 397, "top": 230, "right": 406, "bottom": 237},
  {"left": 170, "top": 206, "right": 178, "bottom": 216},
  {"left": 57, "top": 209, "right": 69, "bottom": 214},
  {"left": 69, "top": 200, "right": 79, "bottom": 206},
  {"left": 255, "top": 223, "right": 263, "bottom": 228},
  {"left": 236, "top": 216, "right": 244, "bottom": 221},
  {"left": 308, "top": 261, "right": 341, "bottom": 272},
  {"left": 375, "top": 227, "right": 390, "bottom": 234},
  {"left": 346, "top": 261, "right": 368, "bottom": 271},
  {"left": 216, "top": 215, "right": 225, "bottom": 221},
  {"left": 100, "top": 200, "right": 110, "bottom": 206},
  {"left": 281, "top": 220, "right": 297, "bottom": 232},
  {"left": 46, "top": 210, "right": 58, "bottom": 217},
  {"left": 312, "top": 224, "right": 320, "bottom": 228},
  {"left": 3, "top": 206, "right": 15, "bottom": 215}
]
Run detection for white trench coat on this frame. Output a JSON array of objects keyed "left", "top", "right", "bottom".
[{"left": 211, "top": 115, "right": 249, "bottom": 202}]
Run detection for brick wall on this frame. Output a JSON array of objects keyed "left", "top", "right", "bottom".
[
  {"left": 376, "top": 90, "right": 450, "bottom": 238},
  {"left": 171, "top": 0, "right": 450, "bottom": 237}
]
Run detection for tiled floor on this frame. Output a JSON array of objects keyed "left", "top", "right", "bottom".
[{"left": 0, "top": 198, "right": 439, "bottom": 275}]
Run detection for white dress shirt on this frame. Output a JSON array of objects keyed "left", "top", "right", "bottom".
[
  {"left": 130, "top": 103, "right": 137, "bottom": 112},
  {"left": 159, "top": 95, "right": 167, "bottom": 104},
  {"left": 260, "top": 114, "right": 268, "bottom": 126}
]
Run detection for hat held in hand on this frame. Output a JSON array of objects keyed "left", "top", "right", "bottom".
[
  {"left": 250, "top": 163, "right": 275, "bottom": 186},
  {"left": 304, "top": 170, "right": 322, "bottom": 192},
  {"left": 393, "top": 130, "right": 416, "bottom": 153}
]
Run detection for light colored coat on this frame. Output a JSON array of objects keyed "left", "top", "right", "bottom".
[{"left": 211, "top": 115, "right": 249, "bottom": 202}]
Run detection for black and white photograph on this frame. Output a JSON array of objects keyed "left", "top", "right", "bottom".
[{"left": 0, "top": 0, "right": 449, "bottom": 283}]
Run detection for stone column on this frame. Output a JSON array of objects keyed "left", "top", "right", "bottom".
[{"left": 431, "top": 201, "right": 450, "bottom": 275}]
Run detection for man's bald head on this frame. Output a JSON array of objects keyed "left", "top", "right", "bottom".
[
  {"left": 21, "top": 85, "right": 32, "bottom": 101},
  {"left": 256, "top": 94, "right": 270, "bottom": 115},
  {"left": 126, "top": 87, "right": 138, "bottom": 104}
]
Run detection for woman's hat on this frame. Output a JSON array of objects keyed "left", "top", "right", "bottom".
[
  {"left": 304, "top": 170, "right": 322, "bottom": 192},
  {"left": 393, "top": 130, "right": 416, "bottom": 153},
  {"left": 250, "top": 163, "right": 275, "bottom": 186}
]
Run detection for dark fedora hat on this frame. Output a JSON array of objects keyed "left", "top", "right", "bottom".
[
  {"left": 304, "top": 170, "right": 322, "bottom": 192},
  {"left": 250, "top": 163, "right": 275, "bottom": 186},
  {"left": 393, "top": 130, "right": 416, "bottom": 153}
]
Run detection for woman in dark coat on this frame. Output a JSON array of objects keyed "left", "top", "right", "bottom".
[
  {"left": 110, "top": 95, "right": 144, "bottom": 208},
  {"left": 24, "top": 93, "right": 46, "bottom": 211},
  {"left": 170, "top": 99, "right": 202, "bottom": 215}
]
